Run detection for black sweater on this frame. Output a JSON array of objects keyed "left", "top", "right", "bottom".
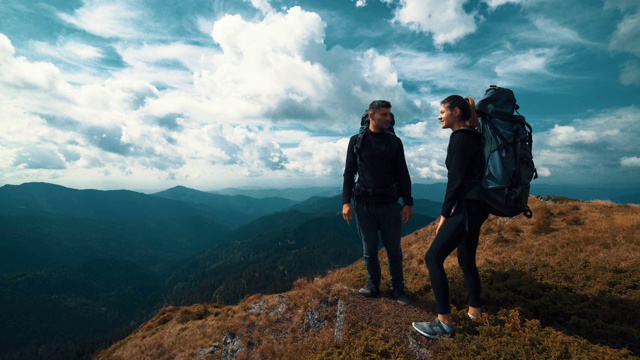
[
  {"left": 342, "top": 129, "right": 413, "bottom": 206},
  {"left": 441, "top": 129, "right": 484, "bottom": 217}
]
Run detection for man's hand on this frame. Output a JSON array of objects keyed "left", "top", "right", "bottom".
[
  {"left": 402, "top": 205, "right": 413, "bottom": 224},
  {"left": 342, "top": 203, "right": 353, "bottom": 224}
]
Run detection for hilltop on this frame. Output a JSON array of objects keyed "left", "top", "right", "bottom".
[{"left": 96, "top": 197, "right": 640, "bottom": 359}]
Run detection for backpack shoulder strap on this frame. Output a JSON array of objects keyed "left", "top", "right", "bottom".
[{"left": 353, "top": 131, "right": 366, "bottom": 180}]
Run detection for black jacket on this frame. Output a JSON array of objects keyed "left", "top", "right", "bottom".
[
  {"left": 441, "top": 129, "right": 484, "bottom": 217},
  {"left": 342, "top": 129, "right": 413, "bottom": 206}
]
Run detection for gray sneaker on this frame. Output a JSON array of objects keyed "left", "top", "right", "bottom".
[
  {"left": 358, "top": 283, "right": 379, "bottom": 297},
  {"left": 412, "top": 319, "right": 455, "bottom": 340},
  {"left": 393, "top": 288, "right": 410, "bottom": 306}
]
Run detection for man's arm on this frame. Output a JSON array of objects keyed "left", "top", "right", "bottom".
[{"left": 342, "top": 136, "right": 358, "bottom": 224}]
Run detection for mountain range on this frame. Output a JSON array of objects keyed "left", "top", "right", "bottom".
[
  {"left": 1, "top": 180, "right": 637, "bottom": 359},
  {"left": 0, "top": 182, "right": 439, "bottom": 360}
]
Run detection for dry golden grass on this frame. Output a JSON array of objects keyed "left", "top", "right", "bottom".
[{"left": 95, "top": 197, "right": 640, "bottom": 360}]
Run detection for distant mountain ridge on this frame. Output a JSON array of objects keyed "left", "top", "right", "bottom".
[
  {"left": 214, "top": 182, "right": 640, "bottom": 205},
  {"left": 0, "top": 182, "right": 214, "bottom": 220},
  {"left": 211, "top": 186, "right": 340, "bottom": 201},
  {"left": 153, "top": 185, "right": 297, "bottom": 227}
]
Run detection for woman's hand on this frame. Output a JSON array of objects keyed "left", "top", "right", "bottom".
[{"left": 435, "top": 215, "right": 447, "bottom": 235}]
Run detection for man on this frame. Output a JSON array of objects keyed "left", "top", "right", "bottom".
[{"left": 342, "top": 100, "right": 414, "bottom": 306}]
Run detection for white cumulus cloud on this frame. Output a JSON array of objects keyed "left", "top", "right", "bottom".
[
  {"left": 392, "top": 0, "right": 477, "bottom": 46},
  {"left": 194, "top": 6, "right": 331, "bottom": 120}
]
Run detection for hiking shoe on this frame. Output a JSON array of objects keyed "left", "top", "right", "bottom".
[
  {"left": 358, "top": 283, "right": 379, "bottom": 297},
  {"left": 393, "top": 288, "right": 410, "bottom": 306},
  {"left": 412, "top": 319, "right": 455, "bottom": 340}
]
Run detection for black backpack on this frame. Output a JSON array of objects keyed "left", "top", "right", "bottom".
[{"left": 468, "top": 85, "right": 538, "bottom": 218}]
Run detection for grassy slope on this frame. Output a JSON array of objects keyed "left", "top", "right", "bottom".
[{"left": 95, "top": 197, "right": 640, "bottom": 360}]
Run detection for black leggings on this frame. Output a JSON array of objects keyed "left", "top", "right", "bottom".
[{"left": 425, "top": 200, "right": 489, "bottom": 315}]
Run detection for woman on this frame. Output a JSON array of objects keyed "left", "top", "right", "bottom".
[{"left": 412, "top": 95, "right": 489, "bottom": 339}]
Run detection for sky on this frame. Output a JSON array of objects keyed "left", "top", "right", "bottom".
[{"left": 0, "top": 0, "right": 639, "bottom": 192}]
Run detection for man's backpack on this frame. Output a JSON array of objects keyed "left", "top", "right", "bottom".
[{"left": 468, "top": 85, "right": 538, "bottom": 218}]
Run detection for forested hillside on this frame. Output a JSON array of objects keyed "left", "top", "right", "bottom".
[{"left": 0, "top": 182, "right": 439, "bottom": 360}]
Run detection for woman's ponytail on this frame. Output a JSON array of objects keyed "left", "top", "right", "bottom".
[{"left": 466, "top": 97, "right": 478, "bottom": 129}]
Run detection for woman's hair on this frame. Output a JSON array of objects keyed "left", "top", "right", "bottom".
[{"left": 441, "top": 95, "right": 478, "bottom": 129}]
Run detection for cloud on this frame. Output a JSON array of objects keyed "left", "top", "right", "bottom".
[
  {"left": 405, "top": 145, "right": 447, "bottom": 180},
  {"left": 605, "top": 0, "right": 640, "bottom": 57},
  {"left": 527, "top": 17, "right": 595, "bottom": 46},
  {"left": 609, "top": 11, "right": 640, "bottom": 57},
  {"left": 284, "top": 138, "right": 348, "bottom": 177},
  {"left": 3, "top": 1, "right": 418, "bottom": 190},
  {"left": 194, "top": 7, "right": 331, "bottom": 120},
  {"left": 535, "top": 167, "right": 552, "bottom": 177},
  {"left": 621, "top": 156, "right": 640, "bottom": 167},
  {"left": 535, "top": 106, "right": 640, "bottom": 182},
  {"left": 482, "top": 0, "right": 526, "bottom": 11},
  {"left": 604, "top": 0, "right": 640, "bottom": 86},
  {"left": 220, "top": 124, "right": 287, "bottom": 174},
  {"left": 392, "top": 0, "right": 477, "bottom": 46},
  {"left": 390, "top": 0, "right": 528, "bottom": 46},
  {"left": 246, "top": 0, "right": 274, "bottom": 15},
  {"left": 14, "top": 146, "right": 67, "bottom": 170},
  {"left": 620, "top": 60, "right": 640, "bottom": 85},
  {"left": 33, "top": 39, "right": 103, "bottom": 61},
  {"left": 387, "top": 48, "right": 484, "bottom": 96},
  {"left": 0, "top": 34, "right": 69, "bottom": 93},
  {"left": 546, "top": 125, "right": 600, "bottom": 147},
  {"left": 493, "top": 48, "right": 558, "bottom": 77},
  {"left": 58, "top": 0, "right": 142, "bottom": 39},
  {"left": 0, "top": 33, "right": 14, "bottom": 57}
]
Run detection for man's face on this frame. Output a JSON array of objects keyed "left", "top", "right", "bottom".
[{"left": 369, "top": 107, "right": 392, "bottom": 133}]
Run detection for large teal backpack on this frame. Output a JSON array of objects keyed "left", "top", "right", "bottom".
[{"left": 468, "top": 85, "right": 538, "bottom": 218}]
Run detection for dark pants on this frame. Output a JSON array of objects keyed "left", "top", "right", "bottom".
[
  {"left": 355, "top": 201, "right": 404, "bottom": 290},
  {"left": 425, "top": 200, "right": 489, "bottom": 315}
]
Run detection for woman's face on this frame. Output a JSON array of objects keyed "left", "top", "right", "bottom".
[{"left": 438, "top": 103, "right": 460, "bottom": 130}]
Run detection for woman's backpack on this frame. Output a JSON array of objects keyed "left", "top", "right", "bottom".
[{"left": 467, "top": 85, "right": 538, "bottom": 218}]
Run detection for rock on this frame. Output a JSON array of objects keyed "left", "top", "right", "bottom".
[
  {"left": 221, "top": 331, "right": 243, "bottom": 360},
  {"left": 334, "top": 299, "right": 346, "bottom": 342}
]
